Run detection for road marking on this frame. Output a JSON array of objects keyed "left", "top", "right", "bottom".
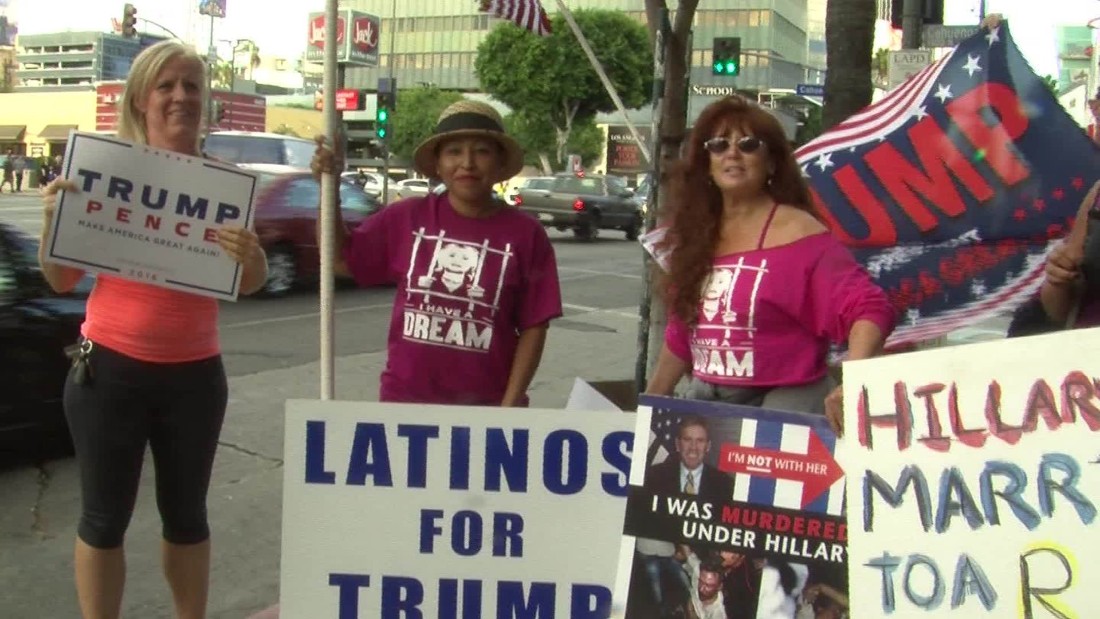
[
  {"left": 222, "top": 302, "right": 393, "bottom": 329},
  {"left": 558, "top": 266, "right": 643, "bottom": 280},
  {"left": 0, "top": 206, "right": 45, "bottom": 213}
]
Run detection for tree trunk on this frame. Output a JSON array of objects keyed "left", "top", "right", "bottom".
[
  {"left": 823, "top": 0, "right": 876, "bottom": 130},
  {"left": 648, "top": 0, "right": 698, "bottom": 181},
  {"left": 639, "top": 0, "right": 699, "bottom": 385}
]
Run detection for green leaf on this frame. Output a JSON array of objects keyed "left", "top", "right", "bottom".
[
  {"left": 389, "top": 86, "right": 465, "bottom": 161},
  {"left": 476, "top": 9, "right": 653, "bottom": 164}
]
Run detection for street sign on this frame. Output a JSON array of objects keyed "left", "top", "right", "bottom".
[
  {"left": 922, "top": 24, "right": 979, "bottom": 49},
  {"left": 334, "top": 89, "right": 362, "bottom": 112},
  {"left": 796, "top": 83, "right": 824, "bottom": 97},
  {"left": 305, "top": 9, "right": 380, "bottom": 67},
  {"left": 888, "top": 49, "right": 933, "bottom": 90}
]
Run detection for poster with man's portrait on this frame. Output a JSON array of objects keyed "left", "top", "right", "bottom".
[{"left": 616, "top": 396, "right": 849, "bottom": 619}]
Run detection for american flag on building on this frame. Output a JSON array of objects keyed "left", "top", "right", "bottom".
[
  {"left": 646, "top": 400, "right": 844, "bottom": 517},
  {"left": 797, "top": 24, "right": 1100, "bottom": 349},
  {"left": 478, "top": 0, "right": 552, "bottom": 37}
]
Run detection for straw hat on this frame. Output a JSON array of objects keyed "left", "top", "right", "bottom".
[{"left": 412, "top": 100, "right": 525, "bottom": 184}]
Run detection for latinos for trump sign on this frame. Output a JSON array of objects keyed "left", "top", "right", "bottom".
[
  {"left": 280, "top": 400, "right": 635, "bottom": 618},
  {"left": 797, "top": 23, "right": 1100, "bottom": 349},
  {"left": 616, "top": 396, "right": 848, "bottom": 619},
  {"left": 837, "top": 328, "right": 1100, "bottom": 616},
  {"left": 43, "top": 132, "right": 259, "bottom": 301}
]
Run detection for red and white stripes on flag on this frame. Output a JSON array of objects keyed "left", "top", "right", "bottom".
[{"left": 479, "top": 0, "right": 552, "bottom": 36}]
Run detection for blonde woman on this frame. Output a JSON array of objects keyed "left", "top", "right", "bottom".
[{"left": 38, "top": 40, "right": 267, "bottom": 619}]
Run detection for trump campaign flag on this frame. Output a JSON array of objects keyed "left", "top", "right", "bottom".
[{"left": 797, "top": 23, "right": 1100, "bottom": 349}]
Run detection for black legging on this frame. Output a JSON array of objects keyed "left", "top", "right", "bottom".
[{"left": 63, "top": 340, "right": 228, "bottom": 549}]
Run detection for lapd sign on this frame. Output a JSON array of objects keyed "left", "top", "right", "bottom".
[
  {"left": 305, "top": 10, "right": 380, "bottom": 67},
  {"left": 280, "top": 401, "right": 635, "bottom": 618},
  {"left": 43, "top": 132, "right": 259, "bottom": 301},
  {"left": 888, "top": 50, "right": 933, "bottom": 90},
  {"left": 838, "top": 328, "right": 1100, "bottom": 616}
]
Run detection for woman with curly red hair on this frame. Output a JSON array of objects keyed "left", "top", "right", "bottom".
[{"left": 644, "top": 96, "right": 895, "bottom": 434}]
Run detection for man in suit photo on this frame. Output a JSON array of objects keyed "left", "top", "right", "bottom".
[{"left": 645, "top": 415, "right": 734, "bottom": 505}]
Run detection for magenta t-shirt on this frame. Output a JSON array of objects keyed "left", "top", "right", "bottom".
[
  {"left": 344, "top": 193, "right": 563, "bottom": 405},
  {"left": 665, "top": 232, "right": 895, "bottom": 387}
]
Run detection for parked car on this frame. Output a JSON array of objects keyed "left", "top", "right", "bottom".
[
  {"left": 516, "top": 173, "right": 642, "bottom": 241},
  {"left": 0, "top": 223, "right": 93, "bottom": 458},
  {"left": 507, "top": 176, "right": 553, "bottom": 206},
  {"left": 203, "top": 131, "right": 316, "bottom": 171},
  {"left": 252, "top": 172, "right": 383, "bottom": 296}
]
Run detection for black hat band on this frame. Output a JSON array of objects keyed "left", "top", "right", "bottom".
[{"left": 435, "top": 112, "right": 504, "bottom": 135}]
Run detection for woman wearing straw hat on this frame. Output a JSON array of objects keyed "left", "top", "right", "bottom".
[{"left": 313, "top": 99, "right": 562, "bottom": 406}]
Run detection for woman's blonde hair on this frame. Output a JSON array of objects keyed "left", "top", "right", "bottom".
[{"left": 116, "top": 40, "right": 207, "bottom": 148}]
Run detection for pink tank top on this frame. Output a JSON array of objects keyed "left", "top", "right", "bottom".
[{"left": 81, "top": 274, "right": 220, "bottom": 363}]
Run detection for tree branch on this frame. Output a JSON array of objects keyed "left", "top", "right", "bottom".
[
  {"left": 644, "top": 0, "right": 668, "bottom": 43},
  {"left": 672, "top": 0, "right": 699, "bottom": 36}
]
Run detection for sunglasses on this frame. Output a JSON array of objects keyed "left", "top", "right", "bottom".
[{"left": 703, "top": 136, "right": 763, "bottom": 155}]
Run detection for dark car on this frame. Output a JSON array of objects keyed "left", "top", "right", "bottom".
[
  {"left": 252, "top": 172, "right": 383, "bottom": 296},
  {"left": 0, "top": 223, "right": 92, "bottom": 458},
  {"left": 517, "top": 173, "right": 642, "bottom": 241}
]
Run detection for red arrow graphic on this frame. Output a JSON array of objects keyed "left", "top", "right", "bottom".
[{"left": 717, "top": 431, "right": 844, "bottom": 508}]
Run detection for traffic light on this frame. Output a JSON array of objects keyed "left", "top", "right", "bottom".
[
  {"left": 376, "top": 103, "right": 389, "bottom": 140},
  {"left": 121, "top": 3, "right": 137, "bottom": 38},
  {"left": 712, "top": 37, "right": 741, "bottom": 76},
  {"left": 376, "top": 77, "right": 397, "bottom": 141}
]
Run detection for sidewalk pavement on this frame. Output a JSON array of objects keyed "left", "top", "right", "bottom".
[{"left": 1, "top": 302, "right": 643, "bottom": 619}]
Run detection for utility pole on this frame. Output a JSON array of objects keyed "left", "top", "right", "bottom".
[
  {"left": 381, "top": 0, "right": 397, "bottom": 205},
  {"left": 901, "top": 0, "right": 923, "bottom": 49}
]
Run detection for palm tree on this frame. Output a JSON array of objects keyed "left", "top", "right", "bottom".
[
  {"left": 211, "top": 61, "right": 234, "bottom": 90},
  {"left": 823, "top": 0, "right": 876, "bottom": 129}
]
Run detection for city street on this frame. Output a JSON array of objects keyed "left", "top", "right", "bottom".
[{"left": 0, "top": 191, "right": 649, "bottom": 618}]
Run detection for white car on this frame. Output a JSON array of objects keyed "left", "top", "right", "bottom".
[
  {"left": 203, "top": 131, "right": 316, "bottom": 171},
  {"left": 396, "top": 178, "right": 431, "bottom": 194}
]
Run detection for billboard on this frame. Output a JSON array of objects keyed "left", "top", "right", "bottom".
[
  {"left": 605, "top": 125, "right": 651, "bottom": 174},
  {"left": 305, "top": 10, "right": 380, "bottom": 67}
]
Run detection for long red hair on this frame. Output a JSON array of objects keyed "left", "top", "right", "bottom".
[{"left": 659, "top": 96, "right": 815, "bottom": 325}]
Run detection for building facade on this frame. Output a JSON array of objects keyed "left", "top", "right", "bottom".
[
  {"left": 1055, "top": 25, "right": 1094, "bottom": 94},
  {"left": 332, "top": 0, "right": 811, "bottom": 96},
  {"left": 15, "top": 31, "right": 165, "bottom": 91}
]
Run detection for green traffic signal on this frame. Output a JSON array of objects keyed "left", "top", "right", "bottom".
[
  {"left": 376, "top": 106, "right": 390, "bottom": 139},
  {"left": 725, "top": 61, "right": 738, "bottom": 75},
  {"left": 713, "top": 61, "right": 724, "bottom": 74}
]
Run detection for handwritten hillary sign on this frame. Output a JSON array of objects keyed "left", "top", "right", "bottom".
[
  {"left": 43, "top": 132, "right": 258, "bottom": 301},
  {"left": 280, "top": 400, "right": 635, "bottom": 619},
  {"left": 837, "top": 328, "right": 1100, "bottom": 616}
]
